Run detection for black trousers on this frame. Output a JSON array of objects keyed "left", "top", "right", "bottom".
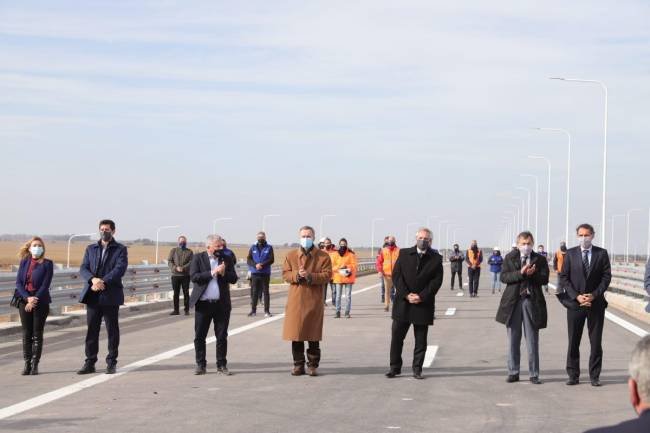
[
  {"left": 251, "top": 274, "right": 271, "bottom": 313},
  {"left": 468, "top": 268, "right": 481, "bottom": 295},
  {"left": 19, "top": 302, "right": 49, "bottom": 362},
  {"left": 566, "top": 306, "right": 605, "bottom": 380},
  {"left": 389, "top": 320, "right": 429, "bottom": 371},
  {"left": 171, "top": 275, "right": 191, "bottom": 312},
  {"left": 85, "top": 304, "right": 120, "bottom": 365},
  {"left": 450, "top": 270, "right": 462, "bottom": 289},
  {"left": 194, "top": 300, "right": 230, "bottom": 367},
  {"left": 291, "top": 341, "right": 320, "bottom": 367}
]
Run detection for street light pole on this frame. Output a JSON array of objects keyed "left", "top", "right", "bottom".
[
  {"left": 156, "top": 225, "right": 180, "bottom": 265},
  {"left": 626, "top": 209, "right": 642, "bottom": 264},
  {"left": 549, "top": 77, "right": 608, "bottom": 247},
  {"left": 213, "top": 217, "right": 233, "bottom": 235},
  {"left": 521, "top": 174, "right": 539, "bottom": 243},
  {"left": 371, "top": 217, "right": 385, "bottom": 258},
  {"left": 67, "top": 233, "right": 95, "bottom": 268},
  {"left": 536, "top": 127, "right": 571, "bottom": 246},
  {"left": 262, "top": 214, "right": 280, "bottom": 233},
  {"left": 405, "top": 222, "right": 420, "bottom": 247},
  {"left": 319, "top": 214, "right": 336, "bottom": 238},
  {"left": 515, "top": 186, "right": 532, "bottom": 231},
  {"left": 529, "top": 155, "right": 552, "bottom": 251},
  {"left": 610, "top": 214, "right": 625, "bottom": 263}
]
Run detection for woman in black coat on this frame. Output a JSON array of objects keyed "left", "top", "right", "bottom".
[
  {"left": 495, "top": 232, "right": 548, "bottom": 384},
  {"left": 15, "top": 236, "right": 53, "bottom": 375}
]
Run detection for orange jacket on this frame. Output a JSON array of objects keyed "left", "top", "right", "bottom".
[
  {"left": 377, "top": 246, "right": 400, "bottom": 276},
  {"left": 332, "top": 250, "right": 357, "bottom": 284},
  {"left": 554, "top": 249, "right": 566, "bottom": 272}
]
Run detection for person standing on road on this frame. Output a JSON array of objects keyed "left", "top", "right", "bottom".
[
  {"left": 319, "top": 237, "right": 337, "bottom": 305},
  {"left": 537, "top": 244, "right": 550, "bottom": 294},
  {"left": 77, "top": 219, "right": 128, "bottom": 375},
  {"left": 377, "top": 235, "right": 400, "bottom": 312},
  {"left": 168, "top": 235, "right": 193, "bottom": 316},
  {"left": 553, "top": 241, "right": 568, "bottom": 291},
  {"left": 386, "top": 228, "right": 443, "bottom": 380},
  {"left": 247, "top": 231, "right": 275, "bottom": 318},
  {"left": 496, "top": 231, "right": 548, "bottom": 385},
  {"left": 583, "top": 335, "right": 650, "bottom": 433},
  {"left": 377, "top": 237, "right": 389, "bottom": 302},
  {"left": 449, "top": 244, "right": 464, "bottom": 291},
  {"left": 332, "top": 238, "right": 357, "bottom": 319},
  {"left": 190, "top": 235, "right": 238, "bottom": 375},
  {"left": 559, "top": 223, "right": 612, "bottom": 387},
  {"left": 282, "top": 226, "right": 332, "bottom": 377},
  {"left": 488, "top": 247, "right": 504, "bottom": 294},
  {"left": 15, "top": 236, "right": 53, "bottom": 376},
  {"left": 466, "top": 240, "right": 483, "bottom": 297}
]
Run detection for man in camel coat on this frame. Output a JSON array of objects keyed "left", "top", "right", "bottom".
[{"left": 282, "top": 225, "right": 332, "bottom": 377}]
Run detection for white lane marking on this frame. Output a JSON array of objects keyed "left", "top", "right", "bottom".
[
  {"left": 456, "top": 292, "right": 464, "bottom": 297},
  {"left": 423, "top": 345, "right": 439, "bottom": 368},
  {"left": 401, "top": 398, "right": 413, "bottom": 401},
  {"left": 548, "top": 283, "right": 649, "bottom": 338},
  {"left": 0, "top": 283, "right": 382, "bottom": 420},
  {"left": 385, "top": 427, "right": 401, "bottom": 430},
  {"left": 444, "top": 308, "right": 456, "bottom": 316}
]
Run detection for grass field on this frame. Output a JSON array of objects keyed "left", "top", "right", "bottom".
[{"left": 0, "top": 241, "right": 373, "bottom": 272}]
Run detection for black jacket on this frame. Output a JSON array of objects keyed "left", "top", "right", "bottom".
[
  {"left": 495, "top": 250, "right": 549, "bottom": 329},
  {"left": 79, "top": 240, "right": 128, "bottom": 306},
  {"left": 391, "top": 247, "right": 444, "bottom": 326},
  {"left": 449, "top": 250, "right": 465, "bottom": 272},
  {"left": 558, "top": 246, "right": 611, "bottom": 310},
  {"left": 584, "top": 410, "right": 650, "bottom": 433},
  {"left": 189, "top": 251, "right": 238, "bottom": 309}
]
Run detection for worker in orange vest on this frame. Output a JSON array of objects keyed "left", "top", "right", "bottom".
[
  {"left": 376, "top": 235, "right": 400, "bottom": 312},
  {"left": 553, "top": 241, "right": 568, "bottom": 292}
]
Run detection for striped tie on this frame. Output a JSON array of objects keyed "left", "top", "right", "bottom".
[{"left": 582, "top": 250, "right": 590, "bottom": 277}]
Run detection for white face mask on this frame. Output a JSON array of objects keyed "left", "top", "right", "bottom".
[
  {"left": 518, "top": 245, "right": 533, "bottom": 257},
  {"left": 578, "top": 235, "right": 593, "bottom": 249},
  {"left": 30, "top": 246, "right": 44, "bottom": 257}
]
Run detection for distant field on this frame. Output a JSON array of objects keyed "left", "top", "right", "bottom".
[{"left": 0, "top": 241, "right": 373, "bottom": 272}]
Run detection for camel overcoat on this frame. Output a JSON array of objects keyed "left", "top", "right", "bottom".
[{"left": 282, "top": 247, "right": 332, "bottom": 341}]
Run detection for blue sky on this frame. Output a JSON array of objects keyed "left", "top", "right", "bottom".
[{"left": 1, "top": 0, "right": 649, "bottom": 253}]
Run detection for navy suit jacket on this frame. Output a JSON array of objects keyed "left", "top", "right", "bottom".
[
  {"left": 15, "top": 258, "right": 54, "bottom": 304},
  {"left": 189, "top": 251, "right": 238, "bottom": 309},
  {"left": 79, "top": 240, "right": 128, "bottom": 306},
  {"left": 558, "top": 245, "right": 611, "bottom": 310},
  {"left": 584, "top": 410, "right": 650, "bottom": 433}
]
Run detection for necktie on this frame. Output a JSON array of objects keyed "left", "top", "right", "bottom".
[
  {"left": 520, "top": 257, "right": 529, "bottom": 297},
  {"left": 582, "top": 250, "right": 590, "bottom": 276}
]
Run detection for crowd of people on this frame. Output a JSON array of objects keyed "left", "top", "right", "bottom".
[{"left": 9, "top": 218, "right": 650, "bottom": 432}]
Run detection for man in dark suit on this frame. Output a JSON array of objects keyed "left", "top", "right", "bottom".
[
  {"left": 190, "top": 234, "right": 238, "bottom": 375},
  {"left": 559, "top": 223, "right": 612, "bottom": 386},
  {"left": 77, "top": 219, "right": 128, "bottom": 375},
  {"left": 496, "top": 231, "right": 548, "bottom": 385},
  {"left": 584, "top": 335, "right": 650, "bottom": 432},
  {"left": 386, "top": 227, "right": 443, "bottom": 380}
]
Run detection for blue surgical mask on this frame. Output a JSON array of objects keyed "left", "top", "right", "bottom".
[
  {"left": 300, "top": 237, "right": 314, "bottom": 249},
  {"left": 30, "top": 246, "right": 44, "bottom": 258}
]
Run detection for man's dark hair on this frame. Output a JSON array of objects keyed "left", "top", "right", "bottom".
[
  {"left": 576, "top": 223, "right": 595, "bottom": 235},
  {"left": 517, "top": 231, "right": 535, "bottom": 243},
  {"left": 99, "top": 219, "right": 116, "bottom": 231}
]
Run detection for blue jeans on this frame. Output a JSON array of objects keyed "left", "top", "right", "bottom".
[
  {"left": 491, "top": 272, "right": 501, "bottom": 290},
  {"left": 335, "top": 284, "right": 353, "bottom": 315}
]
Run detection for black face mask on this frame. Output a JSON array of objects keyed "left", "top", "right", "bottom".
[
  {"left": 560, "top": 245, "right": 567, "bottom": 252},
  {"left": 257, "top": 239, "right": 266, "bottom": 246},
  {"left": 471, "top": 245, "right": 478, "bottom": 251},
  {"left": 338, "top": 246, "right": 347, "bottom": 255},
  {"left": 179, "top": 242, "right": 187, "bottom": 249},
  {"left": 387, "top": 241, "right": 395, "bottom": 247},
  {"left": 454, "top": 247, "right": 459, "bottom": 252},
  {"left": 100, "top": 231, "right": 113, "bottom": 242}
]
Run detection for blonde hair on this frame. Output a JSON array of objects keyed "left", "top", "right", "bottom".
[{"left": 18, "top": 236, "right": 46, "bottom": 260}]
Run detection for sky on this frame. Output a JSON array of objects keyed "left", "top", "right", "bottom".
[{"left": 1, "top": 0, "right": 649, "bottom": 253}]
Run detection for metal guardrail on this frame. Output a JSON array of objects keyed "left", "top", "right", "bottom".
[
  {"left": 609, "top": 264, "right": 648, "bottom": 302},
  {"left": 0, "top": 259, "right": 376, "bottom": 316}
]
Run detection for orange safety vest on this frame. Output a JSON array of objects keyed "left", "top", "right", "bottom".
[
  {"left": 381, "top": 247, "right": 400, "bottom": 276},
  {"left": 555, "top": 249, "right": 566, "bottom": 272}
]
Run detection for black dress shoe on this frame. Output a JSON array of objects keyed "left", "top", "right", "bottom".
[
  {"left": 184, "top": 310, "right": 190, "bottom": 316},
  {"left": 194, "top": 365, "right": 206, "bottom": 375},
  {"left": 566, "top": 378, "right": 579, "bottom": 385},
  {"left": 590, "top": 379, "right": 601, "bottom": 387},
  {"left": 30, "top": 361, "right": 39, "bottom": 376},
  {"left": 385, "top": 369, "right": 401, "bottom": 378},
  {"left": 529, "top": 377, "right": 542, "bottom": 385},
  {"left": 77, "top": 363, "right": 96, "bottom": 375},
  {"left": 106, "top": 364, "right": 117, "bottom": 374},
  {"left": 22, "top": 361, "right": 32, "bottom": 376},
  {"left": 169, "top": 311, "right": 180, "bottom": 316},
  {"left": 217, "top": 367, "right": 232, "bottom": 376},
  {"left": 506, "top": 374, "right": 520, "bottom": 383},
  {"left": 413, "top": 370, "right": 424, "bottom": 380}
]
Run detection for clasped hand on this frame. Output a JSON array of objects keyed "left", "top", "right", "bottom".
[
  {"left": 211, "top": 263, "right": 226, "bottom": 277},
  {"left": 91, "top": 277, "right": 105, "bottom": 292},
  {"left": 407, "top": 293, "right": 421, "bottom": 304},
  {"left": 577, "top": 293, "right": 594, "bottom": 307},
  {"left": 520, "top": 264, "right": 536, "bottom": 276}
]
